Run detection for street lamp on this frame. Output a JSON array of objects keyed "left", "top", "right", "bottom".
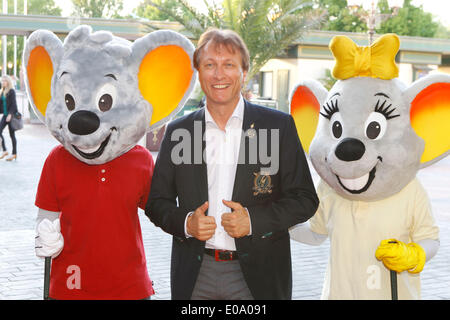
[{"left": 347, "top": 0, "right": 404, "bottom": 45}]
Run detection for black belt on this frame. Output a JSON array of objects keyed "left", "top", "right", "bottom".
[{"left": 204, "top": 249, "right": 238, "bottom": 261}]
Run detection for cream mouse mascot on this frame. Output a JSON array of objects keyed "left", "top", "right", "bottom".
[
  {"left": 24, "top": 25, "right": 196, "bottom": 299},
  {"left": 289, "top": 34, "right": 449, "bottom": 299}
]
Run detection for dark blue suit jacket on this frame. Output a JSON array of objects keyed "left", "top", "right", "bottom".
[{"left": 146, "top": 100, "right": 319, "bottom": 300}]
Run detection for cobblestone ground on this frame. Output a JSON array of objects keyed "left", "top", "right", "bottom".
[{"left": 0, "top": 124, "right": 449, "bottom": 300}]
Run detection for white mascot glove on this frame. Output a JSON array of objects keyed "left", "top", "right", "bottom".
[{"left": 35, "top": 218, "right": 64, "bottom": 259}]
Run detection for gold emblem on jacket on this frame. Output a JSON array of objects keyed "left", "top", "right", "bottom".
[{"left": 253, "top": 172, "right": 273, "bottom": 196}]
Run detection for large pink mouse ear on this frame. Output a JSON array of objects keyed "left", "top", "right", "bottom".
[
  {"left": 289, "top": 80, "right": 328, "bottom": 153},
  {"left": 408, "top": 74, "right": 450, "bottom": 167}
]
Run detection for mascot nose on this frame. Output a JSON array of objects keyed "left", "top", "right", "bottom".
[
  {"left": 335, "top": 138, "right": 366, "bottom": 162},
  {"left": 68, "top": 110, "right": 100, "bottom": 135}
]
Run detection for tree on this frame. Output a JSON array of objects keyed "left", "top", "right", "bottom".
[
  {"left": 434, "top": 23, "right": 450, "bottom": 39},
  {"left": 2, "top": 0, "right": 62, "bottom": 81},
  {"left": 6, "top": 0, "right": 62, "bottom": 16},
  {"left": 376, "top": 0, "right": 438, "bottom": 38},
  {"left": 142, "top": 0, "right": 324, "bottom": 85},
  {"left": 71, "top": 0, "right": 124, "bottom": 18},
  {"left": 28, "top": 0, "right": 62, "bottom": 16},
  {"left": 134, "top": 0, "right": 189, "bottom": 21},
  {"left": 313, "top": 0, "right": 367, "bottom": 33},
  {"left": 313, "top": 0, "right": 444, "bottom": 39},
  {"left": 319, "top": 68, "right": 337, "bottom": 90},
  {"left": 315, "top": 0, "right": 442, "bottom": 38}
]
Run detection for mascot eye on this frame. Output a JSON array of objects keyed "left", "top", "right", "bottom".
[
  {"left": 65, "top": 94, "right": 75, "bottom": 111},
  {"left": 329, "top": 113, "right": 343, "bottom": 140},
  {"left": 364, "top": 112, "right": 387, "bottom": 140},
  {"left": 95, "top": 83, "right": 117, "bottom": 112},
  {"left": 366, "top": 122, "right": 381, "bottom": 139},
  {"left": 332, "top": 121, "right": 342, "bottom": 138},
  {"left": 98, "top": 94, "right": 113, "bottom": 112}
]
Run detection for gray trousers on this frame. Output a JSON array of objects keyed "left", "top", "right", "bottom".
[{"left": 191, "top": 253, "right": 254, "bottom": 300}]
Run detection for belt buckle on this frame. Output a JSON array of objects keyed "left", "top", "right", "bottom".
[{"left": 215, "top": 250, "right": 232, "bottom": 261}]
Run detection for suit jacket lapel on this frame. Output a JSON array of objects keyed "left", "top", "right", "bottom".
[
  {"left": 193, "top": 108, "right": 209, "bottom": 204},
  {"left": 232, "top": 100, "right": 261, "bottom": 202}
]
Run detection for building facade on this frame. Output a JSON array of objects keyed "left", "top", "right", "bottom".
[
  {"left": 258, "top": 30, "right": 450, "bottom": 113},
  {"left": 1, "top": 14, "right": 450, "bottom": 116}
]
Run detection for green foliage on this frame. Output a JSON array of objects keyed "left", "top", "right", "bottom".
[
  {"left": 2, "top": 0, "right": 62, "bottom": 78},
  {"left": 6, "top": 0, "right": 62, "bottom": 16},
  {"left": 3, "top": 37, "right": 24, "bottom": 79},
  {"left": 313, "top": 0, "right": 448, "bottom": 38},
  {"left": 141, "top": 0, "right": 325, "bottom": 84},
  {"left": 434, "top": 23, "right": 450, "bottom": 39},
  {"left": 319, "top": 68, "right": 337, "bottom": 90},
  {"left": 376, "top": 0, "right": 438, "bottom": 38},
  {"left": 28, "top": 0, "right": 62, "bottom": 16},
  {"left": 134, "top": 0, "right": 188, "bottom": 21},
  {"left": 314, "top": 0, "right": 367, "bottom": 33},
  {"left": 71, "top": 0, "right": 124, "bottom": 18}
]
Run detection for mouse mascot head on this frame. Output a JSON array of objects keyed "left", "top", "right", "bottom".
[
  {"left": 23, "top": 25, "right": 196, "bottom": 164},
  {"left": 290, "top": 34, "right": 450, "bottom": 202}
]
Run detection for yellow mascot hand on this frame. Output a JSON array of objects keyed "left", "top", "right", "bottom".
[{"left": 375, "top": 239, "right": 426, "bottom": 274}]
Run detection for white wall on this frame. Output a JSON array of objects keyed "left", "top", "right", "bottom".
[
  {"left": 260, "top": 58, "right": 298, "bottom": 101},
  {"left": 295, "top": 58, "right": 335, "bottom": 82},
  {"left": 260, "top": 58, "right": 338, "bottom": 104},
  {"left": 398, "top": 63, "right": 414, "bottom": 84}
]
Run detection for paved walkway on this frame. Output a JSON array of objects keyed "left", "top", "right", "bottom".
[{"left": 0, "top": 123, "right": 449, "bottom": 300}]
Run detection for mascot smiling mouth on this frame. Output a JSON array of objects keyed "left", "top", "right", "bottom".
[
  {"left": 336, "top": 166, "right": 376, "bottom": 194},
  {"left": 72, "top": 133, "right": 111, "bottom": 160},
  {"left": 335, "top": 157, "right": 382, "bottom": 194}
]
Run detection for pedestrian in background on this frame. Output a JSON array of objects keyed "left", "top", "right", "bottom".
[{"left": 0, "top": 75, "right": 18, "bottom": 161}]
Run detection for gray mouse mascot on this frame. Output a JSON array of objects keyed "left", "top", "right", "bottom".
[
  {"left": 24, "top": 25, "right": 196, "bottom": 299},
  {"left": 289, "top": 33, "right": 449, "bottom": 299}
]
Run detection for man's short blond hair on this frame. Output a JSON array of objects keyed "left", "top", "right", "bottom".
[{"left": 193, "top": 28, "right": 250, "bottom": 72}]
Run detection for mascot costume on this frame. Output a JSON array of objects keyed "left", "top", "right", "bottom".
[
  {"left": 24, "top": 25, "right": 196, "bottom": 299},
  {"left": 289, "top": 34, "right": 449, "bottom": 299}
]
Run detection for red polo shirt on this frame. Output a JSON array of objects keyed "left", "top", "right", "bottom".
[{"left": 35, "top": 145, "right": 154, "bottom": 300}]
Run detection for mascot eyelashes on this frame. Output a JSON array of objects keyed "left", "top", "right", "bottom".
[
  {"left": 24, "top": 25, "right": 196, "bottom": 299},
  {"left": 289, "top": 34, "right": 449, "bottom": 299}
]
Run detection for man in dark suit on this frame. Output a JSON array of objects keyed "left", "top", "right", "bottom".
[{"left": 146, "top": 28, "right": 318, "bottom": 300}]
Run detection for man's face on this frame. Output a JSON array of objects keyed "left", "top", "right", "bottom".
[{"left": 197, "top": 42, "right": 247, "bottom": 108}]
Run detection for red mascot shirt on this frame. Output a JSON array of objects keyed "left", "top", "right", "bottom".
[{"left": 35, "top": 145, "right": 155, "bottom": 300}]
